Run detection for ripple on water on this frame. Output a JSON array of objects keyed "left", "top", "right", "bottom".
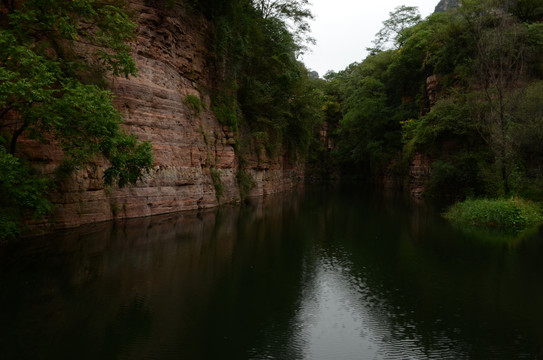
[{"left": 282, "top": 247, "right": 494, "bottom": 360}]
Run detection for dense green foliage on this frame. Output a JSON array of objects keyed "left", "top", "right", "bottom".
[
  {"left": 187, "top": 0, "right": 325, "bottom": 193},
  {"left": 191, "top": 0, "right": 323, "bottom": 156},
  {"left": 0, "top": 147, "right": 51, "bottom": 239},
  {"left": 444, "top": 197, "right": 543, "bottom": 228},
  {"left": 325, "top": 0, "right": 543, "bottom": 204},
  {"left": 0, "top": 0, "right": 153, "bottom": 239}
]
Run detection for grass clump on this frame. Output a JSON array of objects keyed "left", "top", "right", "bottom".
[
  {"left": 210, "top": 167, "right": 225, "bottom": 200},
  {"left": 184, "top": 94, "right": 205, "bottom": 117},
  {"left": 444, "top": 197, "right": 543, "bottom": 228},
  {"left": 236, "top": 169, "right": 255, "bottom": 201}
]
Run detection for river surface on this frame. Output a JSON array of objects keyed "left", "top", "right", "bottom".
[{"left": 1, "top": 186, "right": 543, "bottom": 359}]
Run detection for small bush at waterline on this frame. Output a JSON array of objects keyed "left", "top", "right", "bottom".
[{"left": 444, "top": 197, "right": 543, "bottom": 228}]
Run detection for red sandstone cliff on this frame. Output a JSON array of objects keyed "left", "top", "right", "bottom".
[{"left": 21, "top": 0, "right": 303, "bottom": 230}]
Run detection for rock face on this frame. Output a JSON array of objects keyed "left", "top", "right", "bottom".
[
  {"left": 426, "top": 74, "right": 441, "bottom": 108},
  {"left": 434, "top": 0, "right": 461, "bottom": 13},
  {"left": 409, "top": 153, "right": 432, "bottom": 198},
  {"left": 21, "top": 0, "right": 304, "bottom": 231}
]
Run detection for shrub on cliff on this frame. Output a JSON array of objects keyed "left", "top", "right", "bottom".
[
  {"left": 0, "top": 148, "right": 51, "bottom": 240},
  {"left": 193, "top": 0, "right": 322, "bottom": 160}
]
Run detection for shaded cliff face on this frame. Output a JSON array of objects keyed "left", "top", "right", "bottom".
[
  {"left": 409, "top": 153, "right": 432, "bottom": 198},
  {"left": 22, "top": 0, "right": 303, "bottom": 231}
]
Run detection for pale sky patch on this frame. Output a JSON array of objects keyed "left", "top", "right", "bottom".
[{"left": 301, "top": 0, "right": 440, "bottom": 76}]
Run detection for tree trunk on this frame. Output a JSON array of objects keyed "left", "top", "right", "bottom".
[{"left": 9, "top": 121, "right": 27, "bottom": 155}]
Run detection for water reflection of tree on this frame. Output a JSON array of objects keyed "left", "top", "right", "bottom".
[
  {"left": 393, "top": 211, "right": 543, "bottom": 358},
  {"left": 3, "top": 188, "right": 543, "bottom": 359},
  {"left": 297, "top": 187, "right": 543, "bottom": 358},
  {"left": 200, "top": 193, "right": 307, "bottom": 360}
]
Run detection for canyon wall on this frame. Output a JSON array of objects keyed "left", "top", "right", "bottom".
[
  {"left": 408, "top": 153, "right": 432, "bottom": 198},
  {"left": 22, "top": 0, "right": 303, "bottom": 231}
]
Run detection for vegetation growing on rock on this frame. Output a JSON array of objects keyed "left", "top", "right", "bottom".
[
  {"left": 316, "top": 0, "right": 543, "bottom": 228},
  {"left": 4, "top": 0, "right": 543, "bottom": 237},
  {"left": 322, "top": 0, "right": 543, "bottom": 203},
  {"left": 0, "top": 0, "right": 153, "bottom": 239}
]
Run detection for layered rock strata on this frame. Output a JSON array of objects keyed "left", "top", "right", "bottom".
[
  {"left": 409, "top": 153, "right": 432, "bottom": 198},
  {"left": 21, "top": 0, "right": 303, "bottom": 231}
]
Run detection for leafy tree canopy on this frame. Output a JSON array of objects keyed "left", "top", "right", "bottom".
[
  {"left": 368, "top": 5, "right": 422, "bottom": 54},
  {"left": 325, "top": 0, "right": 543, "bottom": 200},
  {"left": 193, "top": 0, "right": 322, "bottom": 160},
  {"left": 252, "top": 0, "right": 315, "bottom": 50}
]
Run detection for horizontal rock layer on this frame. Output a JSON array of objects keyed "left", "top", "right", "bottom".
[{"left": 21, "top": 0, "right": 303, "bottom": 232}]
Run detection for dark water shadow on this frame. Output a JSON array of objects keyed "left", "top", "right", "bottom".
[{"left": 1, "top": 187, "right": 543, "bottom": 359}]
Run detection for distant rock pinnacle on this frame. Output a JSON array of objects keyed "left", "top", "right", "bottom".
[{"left": 434, "top": 0, "right": 461, "bottom": 13}]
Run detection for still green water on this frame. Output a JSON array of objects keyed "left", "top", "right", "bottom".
[{"left": 1, "top": 186, "right": 543, "bottom": 359}]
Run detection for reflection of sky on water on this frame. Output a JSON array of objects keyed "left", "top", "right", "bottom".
[
  {"left": 289, "top": 244, "right": 472, "bottom": 360},
  {"left": 295, "top": 252, "right": 380, "bottom": 360},
  {"left": 2, "top": 187, "right": 543, "bottom": 360}
]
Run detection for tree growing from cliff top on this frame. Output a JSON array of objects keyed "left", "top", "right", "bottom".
[
  {"left": 0, "top": 0, "right": 153, "bottom": 239},
  {"left": 201, "top": 0, "right": 322, "bottom": 153},
  {"left": 252, "top": 0, "right": 315, "bottom": 50},
  {"left": 368, "top": 5, "right": 421, "bottom": 54}
]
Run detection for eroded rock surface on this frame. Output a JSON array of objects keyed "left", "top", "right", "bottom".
[{"left": 22, "top": 0, "right": 303, "bottom": 231}]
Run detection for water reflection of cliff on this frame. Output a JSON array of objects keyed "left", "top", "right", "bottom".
[
  {"left": 0, "top": 191, "right": 306, "bottom": 360},
  {"left": 2, "top": 187, "right": 543, "bottom": 359}
]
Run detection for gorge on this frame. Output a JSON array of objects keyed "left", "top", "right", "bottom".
[
  {"left": 3, "top": 0, "right": 543, "bottom": 238},
  {"left": 3, "top": 1, "right": 543, "bottom": 358}
]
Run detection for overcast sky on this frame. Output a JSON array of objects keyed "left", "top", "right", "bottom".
[{"left": 300, "top": 0, "right": 440, "bottom": 76}]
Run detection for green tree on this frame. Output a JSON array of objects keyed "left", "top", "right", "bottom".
[
  {"left": 368, "top": 5, "right": 421, "bottom": 53},
  {"left": 324, "top": 0, "right": 543, "bottom": 199},
  {"left": 513, "top": 81, "right": 543, "bottom": 198},
  {"left": 0, "top": 147, "right": 51, "bottom": 239},
  {"left": 329, "top": 51, "right": 410, "bottom": 177},
  {"left": 0, "top": 0, "right": 153, "bottom": 239},
  {"left": 284, "top": 65, "right": 324, "bottom": 157},
  {"left": 252, "top": 0, "right": 314, "bottom": 51},
  {"left": 511, "top": 0, "right": 543, "bottom": 22},
  {"left": 203, "top": 0, "right": 321, "bottom": 154},
  {"left": 466, "top": 5, "right": 535, "bottom": 194}
]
